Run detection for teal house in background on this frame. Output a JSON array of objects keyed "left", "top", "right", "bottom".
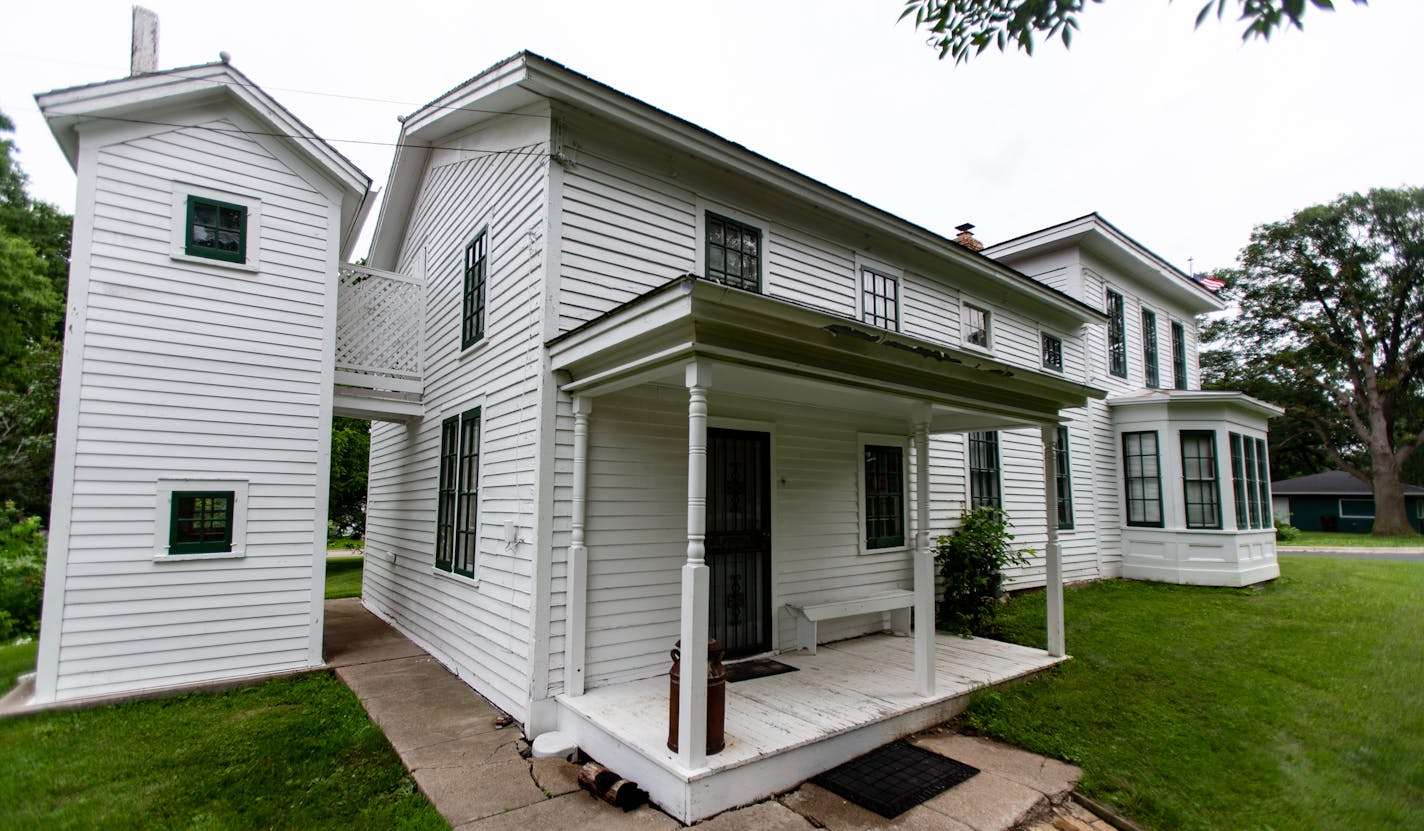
[{"left": 1271, "top": 471, "right": 1424, "bottom": 533}]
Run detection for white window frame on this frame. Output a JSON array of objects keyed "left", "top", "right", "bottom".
[
  {"left": 854, "top": 255, "right": 902, "bottom": 331},
  {"left": 694, "top": 198, "right": 771, "bottom": 293},
  {"left": 858, "top": 432, "right": 911, "bottom": 556},
  {"left": 154, "top": 478, "right": 249, "bottom": 560},
  {"left": 961, "top": 298, "right": 993, "bottom": 352},
  {"left": 169, "top": 182, "right": 262, "bottom": 273}
]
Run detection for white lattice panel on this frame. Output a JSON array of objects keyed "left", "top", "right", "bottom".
[{"left": 335, "top": 263, "right": 424, "bottom": 388}]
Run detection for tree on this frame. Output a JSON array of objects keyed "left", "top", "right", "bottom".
[
  {"left": 901, "top": 0, "right": 1368, "bottom": 64},
  {"left": 328, "top": 417, "right": 370, "bottom": 538},
  {"left": 1202, "top": 187, "right": 1424, "bottom": 536}
]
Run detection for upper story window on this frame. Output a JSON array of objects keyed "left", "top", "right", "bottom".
[
  {"left": 1181, "top": 431, "right": 1221, "bottom": 529},
  {"left": 1171, "top": 321, "right": 1188, "bottom": 389},
  {"left": 968, "top": 431, "right": 1001, "bottom": 509},
  {"left": 462, "top": 230, "right": 488, "bottom": 349},
  {"left": 862, "top": 442, "right": 906, "bottom": 551},
  {"left": 705, "top": 212, "right": 761, "bottom": 292},
  {"left": 1122, "top": 430, "right": 1163, "bottom": 527},
  {"left": 1106, "top": 289, "right": 1127, "bottom": 378},
  {"left": 860, "top": 266, "right": 899, "bottom": 330},
  {"left": 965, "top": 303, "right": 991, "bottom": 349},
  {"left": 436, "top": 407, "right": 481, "bottom": 579},
  {"left": 1042, "top": 333, "right": 1063, "bottom": 372},
  {"left": 1142, "top": 308, "right": 1160, "bottom": 389},
  {"left": 1055, "top": 425, "right": 1074, "bottom": 530},
  {"left": 185, "top": 195, "right": 247, "bottom": 263}
]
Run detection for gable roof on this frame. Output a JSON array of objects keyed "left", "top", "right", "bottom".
[
  {"left": 367, "top": 51, "right": 1104, "bottom": 328},
  {"left": 1271, "top": 470, "right": 1424, "bottom": 496},
  {"left": 35, "top": 61, "right": 372, "bottom": 260}
]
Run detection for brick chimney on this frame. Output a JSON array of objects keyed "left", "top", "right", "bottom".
[{"left": 954, "top": 222, "right": 984, "bottom": 252}]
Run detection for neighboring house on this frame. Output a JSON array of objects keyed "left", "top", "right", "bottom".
[
  {"left": 1271, "top": 470, "right": 1424, "bottom": 533},
  {"left": 32, "top": 52, "right": 1279, "bottom": 822}
]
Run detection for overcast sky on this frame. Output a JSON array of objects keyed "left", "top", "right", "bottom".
[{"left": 2, "top": 0, "right": 1419, "bottom": 272}]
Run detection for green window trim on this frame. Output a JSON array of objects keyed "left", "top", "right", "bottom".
[
  {"left": 169, "top": 491, "right": 235, "bottom": 554},
  {"left": 1106, "top": 289, "right": 1127, "bottom": 378},
  {"left": 1142, "top": 309, "right": 1160, "bottom": 389},
  {"left": 461, "top": 230, "right": 488, "bottom": 350},
  {"left": 705, "top": 212, "right": 761, "bottom": 292},
  {"left": 1055, "top": 425, "right": 1074, "bottom": 530},
  {"left": 969, "top": 431, "right": 1002, "bottom": 509},
  {"left": 1122, "top": 431, "right": 1163, "bottom": 527},
  {"left": 185, "top": 195, "right": 247, "bottom": 263},
  {"left": 863, "top": 443, "right": 906, "bottom": 550},
  {"left": 436, "top": 407, "right": 481, "bottom": 579},
  {"left": 1171, "top": 321, "right": 1188, "bottom": 390},
  {"left": 1181, "top": 430, "right": 1222, "bottom": 529}
]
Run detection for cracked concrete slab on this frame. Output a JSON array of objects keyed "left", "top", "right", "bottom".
[
  {"left": 413, "top": 758, "right": 547, "bottom": 826},
  {"left": 530, "top": 757, "right": 582, "bottom": 797},
  {"left": 910, "top": 731, "right": 1081, "bottom": 800},
  {"left": 694, "top": 800, "right": 818, "bottom": 830},
  {"left": 452, "top": 791, "right": 679, "bottom": 830},
  {"left": 778, "top": 783, "right": 975, "bottom": 831}
]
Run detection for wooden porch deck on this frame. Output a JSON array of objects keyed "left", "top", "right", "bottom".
[{"left": 554, "top": 632, "right": 1067, "bottom": 822}]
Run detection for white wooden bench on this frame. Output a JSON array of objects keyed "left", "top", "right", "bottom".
[{"left": 785, "top": 589, "right": 916, "bottom": 655}]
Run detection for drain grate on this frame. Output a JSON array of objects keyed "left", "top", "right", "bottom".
[
  {"left": 724, "top": 659, "right": 798, "bottom": 683},
  {"left": 811, "top": 740, "right": 979, "bottom": 818}
]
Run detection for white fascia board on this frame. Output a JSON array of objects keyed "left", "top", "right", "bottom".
[{"left": 1108, "top": 390, "right": 1283, "bottom": 418}]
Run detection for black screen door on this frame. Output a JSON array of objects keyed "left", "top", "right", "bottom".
[{"left": 706, "top": 428, "right": 772, "bottom": 658}]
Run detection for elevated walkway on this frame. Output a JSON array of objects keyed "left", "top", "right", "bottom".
[{"left": 332, "top": 263, "right": 424, "bottom": 422}]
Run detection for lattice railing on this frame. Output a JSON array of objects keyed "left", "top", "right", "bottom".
[{"left": 334, "top": 263, "right": 424, "bottom": 394}]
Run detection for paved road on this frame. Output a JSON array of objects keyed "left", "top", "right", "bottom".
[{"left": 1278, "top": 546, "right": 1424, "bottom": 562}]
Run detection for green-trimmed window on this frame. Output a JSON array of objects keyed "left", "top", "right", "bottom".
[
  {"left": 436, "top": 407, "right": 481, "bottom": 578},
  {"left": 1106, "top": 289, "right": 1127, "bottom": 378},
  {"left": 1122, "top": 431, "right": 1163, "bottom": 527},
  {"left": 969, "top": 431, "right": 1001, "bottom": 509},
  {"left": 1171, "top": 321, "right": 1188, "bottom": 390},
  {"left": 169, "top": 491, "right": 234, "bottom": 554},
  {"left": 1181, "top": 431, "right": 1221, "bottom": 529},
  {"left": 462, "top": 231, "right": 488, "bottom": 349},
  {"left": 185, "top": 196, "right": 246, "bottom": 263},
  {"left": 1042, "top": 333, "right": 1063, "bottom": 372},
  {"left": 1055, "top": 425, "right": 1074, "bottom": 529},
  {"left": 860, "top": 266, "right": 899, "bottom": 330},
  {"left": 863, "top": 444, "right": 905, "bottom": 549},
  {"left": 1230, "top": 432, "right": 1271, "bottom": 529},
  {"left": 705, "top": 212, "right": 761, "bottom": 292},
  {"left": 1142, "top": 309, "right": 1160, "bottom": 389}
]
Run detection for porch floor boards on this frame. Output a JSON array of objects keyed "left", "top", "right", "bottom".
[{"left": 558, "top": 632, "right": 1065, "bottom": 780}]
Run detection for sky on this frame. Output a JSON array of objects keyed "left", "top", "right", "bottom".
[{"left": 2, "top": 0, "right": 1420, "bottom": 273}]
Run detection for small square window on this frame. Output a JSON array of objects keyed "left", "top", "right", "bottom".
[
  {"left": 705, "top": 212, "right": 761, "bottom": 292},
  {"left": 1042, "top": 333, "right": 1063, "bottom": 371},
  {"left": 169, "top": 491, "right": 234, "bottom": 554},
  {"left": 965, "top": 304, "right": 990, "bottom": 348},
  {"left": 185, "top": 196, "right": 247, "bottom": 263}
]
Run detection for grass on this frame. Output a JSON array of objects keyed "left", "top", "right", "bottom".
[
  {"left": 964, "top": 557, "right": 1424, "bottom": 830},
  {"left": 327, "top": 536, "right": 365, "bottom": 551},
  {"left": 1, "top": 640, "right": 37, "bottom": 692},
  {"left": 0, "top": 672, "right": 445, "bottom": 830},
  {"left": 325, "top": 555, "right": 365, "bottom": 600},
  {"left": 1283, "top": 530, "right": 1422, "bottom": 548}
]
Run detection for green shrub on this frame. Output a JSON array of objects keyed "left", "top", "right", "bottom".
[
  {"left": 1275, "top": 519, "right": 1302, "bottom": 542},
  {"left": 935, "top": 507, "right": 1033, "bottom": 636},
  {"left": 0, "top": 501, "right": 46, "bottom": 639}
]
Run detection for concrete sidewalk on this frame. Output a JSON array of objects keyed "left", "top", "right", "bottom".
[
  {"left": 327, "top": 598, "right": 1110, "bottom": 830},
  {"left": 1278, "top": 546, "right": 1424, "bottom": 562}
]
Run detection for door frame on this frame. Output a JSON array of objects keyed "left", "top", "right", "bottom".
[{"left": 707, "top": 417, "right": 777, "bottom": 655}]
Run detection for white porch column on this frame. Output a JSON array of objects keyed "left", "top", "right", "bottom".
[
  {"left": 678, "top": 361, "right": 712, "bottom": 769},
  {"left": 566, "top": 396, "right": 591, "bottom": 696},
  {"left": 1042, "top": 424, "right": 1066, "bottom": 657},
  {"left": 913, "top": 411, "right": 935, "bottom": 697}
]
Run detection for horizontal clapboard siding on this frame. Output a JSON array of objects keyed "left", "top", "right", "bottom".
[
  {"left": 364, "top": 123, "right": 549, "bottom": 721},
  {"left": 52, "top": 119, "right": 334, "bottom": 700}
]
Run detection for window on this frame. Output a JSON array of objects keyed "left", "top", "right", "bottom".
[
  {"left": 1054, "top": 425, "right": 1074, "bottom": 529},
  {"left": 1339, "top": 499, "right": 1375, "bottom": 518},
  {"left": 462, "top": 231, "right": 488, "bottom": 349},
  {"left": 860, "top": 266, "right": 899, "bottom": 330},
  {"left": 436, "top": 407, "right": 481, "bottom": 578},
  {"left": 1171, "top": 321, "right": 1188, "bottom": 390},
  {"left": 1106, "top": 289, "right": 1127, "bottom": 378},
  {"left": 1142, "top": 309, "right": 1160, "bottom": 389},
  {"left": 1181, "top": 431, "right": 1221, "bottom": 529},
  {"left": 169, "top": 491, "right": 234, "bottom": 554},
  {"left": 705, "top": 212, "right": 761, "bottom": 291},
  {"left": 863, "top": 443, "right": 906, "bottom": 550},
  {"left": 965, "top": 303, "right": 991, "bottom": 349},
  {"left": 185, "top": 195, "right": 246, "bottom": 263},
  {"left": 1229, "top": 433, "right": 1271, "bottom": 529},
  {"left": 968, "top": 431, "right": 1001, "bottom": 509},
  {"left": 1042, "top": 333, "right": 1063, "bottom": 372},
  {"left": 1122, "top": 431, "right": 1163, "bottom": 526}
]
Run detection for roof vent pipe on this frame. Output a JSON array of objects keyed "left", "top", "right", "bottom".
[
  {"left": 130, "top": 6, "right": 159, "bottom": 76},
  {"left": 954, "top": 222, "right": 984, "bottom": 252}
]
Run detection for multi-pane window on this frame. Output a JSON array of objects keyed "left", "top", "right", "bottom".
[
  {"left": 1171, "top": 321, "right": 1188, "bottom": 390},
  {"left": 705, "top": 212, "right": 761, "bottom": 291},
  {"left": 968, "top": 431, "right": 1001, "bottom": 509},
  {"left": 863, "top": 444, "right": 905, "bottom": 550},
  {"left": 169, "top": 491, "right": 234, "bottom": 554},
  {"left": 1122, "top": 431, "right": 1163, "bottom": 526},
  {"left": 436, "top": 407, "right": 481, "bottom": 578},
  {"left": 1229, "top": 433, "right": 1271, "bottom": 529},
  {"left": 462, "top": 231, "right": 488, "bottom": 349},
  {"left": 860, "top": 267, "right": 899, "bottom": 330},
  {"left": 965, "top": 304, "right": 990, "bottom": 348},
  {"left": 1142, "top": 309, "right": 1160, "bottom": 389},
  {"left": 1042, "top": 333, "right": 1063, "bottom": 372},
  {"left": 1181, "top": 431, "right": 1221, "bottom": 529},
  {"left": 185, "top": 196, "right": 246, "bottom": 263},
  {"left": 1054, "top": 425, "right": 1074, "bottom": 529},
  {"left": 1106, "top": 289, "right": 1127, "bottom": 378}
]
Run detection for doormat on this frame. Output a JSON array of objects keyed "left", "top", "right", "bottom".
[
  {"left": 724, "top": 659, "right": 798, "bottom": 683},
  {"left": 811, "top": 740, "right": 979, "bottom": 818}
]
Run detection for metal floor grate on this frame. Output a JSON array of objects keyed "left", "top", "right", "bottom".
[{"left": 811, "top": 740, "right": 979, "bottom": 818}]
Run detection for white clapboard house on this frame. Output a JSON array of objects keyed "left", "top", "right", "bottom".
[{"left": 32, "top": 52, "right": 1279, "bottom": 822}]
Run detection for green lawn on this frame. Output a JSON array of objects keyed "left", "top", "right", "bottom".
[
  {"left": 965, "top": 558, "right": 1424, "bottom": 830},
  {"left": 326, "top": 555, "right": 365, "bottom": 599},
  {"left": 0, "top": 672, "right": 445, "bottom": 830},
  {"left": 0, "top": 640, "right": 37, "bottom": 693},
  {"left": 1283, "top": 530, "right": 1423, "bottom": 548},
  {"left": 328, "top": 536, "right": 365, "bottom": 551}
]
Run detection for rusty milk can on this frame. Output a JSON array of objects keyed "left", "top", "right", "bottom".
[{"left": 666, "top": 638, "right": 726, "bottom": 753}]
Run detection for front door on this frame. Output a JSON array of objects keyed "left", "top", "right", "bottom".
[{"left": 706, "top": 428, "right": 772, "bottom": 658}]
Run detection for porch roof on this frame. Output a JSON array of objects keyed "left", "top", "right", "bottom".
[{"left": 548, "top": 276, "right": 1106, "bottom": 433}]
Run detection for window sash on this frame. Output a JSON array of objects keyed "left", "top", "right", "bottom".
[
  {"left": 860, "top": 267, "right": 899, "bottom": 330},
  {"left": 1107, "top": 290, "right": 1127, "bottom": 378},
  {"left": 1122, "top": 431, "right": 1163, "bottom": 526},
  {"left": 1055, "top": 425, "right": 1074, "bottom": 529},
  {"left": 1171, "top": 321, "right": 1188, "bottom": 390},
  {"left": 965, "top": 304, "right": 990, "bottom": 348},
  {"left": 1255, "top": 437, "right": 1271, "bottom": 527},
  {"left": 1042, "top": 333, "right": 1063, "bottom": 371},
  {"left": 185, "top": 196, "right": 246, "bottom": 263},
  {"left": 1230, "top": 433, "right": 1248, "bottom": 529},
  {"left": 462, "top": 231, "right": 488, "bottom": 349},
  {"left": 169, "top": 491, "right": 235, "bottom": 554},
  {"left": 863, "top": 444, "right": 905, "bottom": 549},
  {"left": 968, "top": 431, "right": 1001, "bottom": 509},
  {"left": 705, "top": 212, "right": 761, "bottom": 292},
  {"left": 436, "top": 407, "right": 480, "bottom": 578},
  {"left": 1142, "top": 309, "right": 1160, "bottom": 389},
  {"left": 1181, "top": 431, "right": 1221, "bottom": 529}
]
